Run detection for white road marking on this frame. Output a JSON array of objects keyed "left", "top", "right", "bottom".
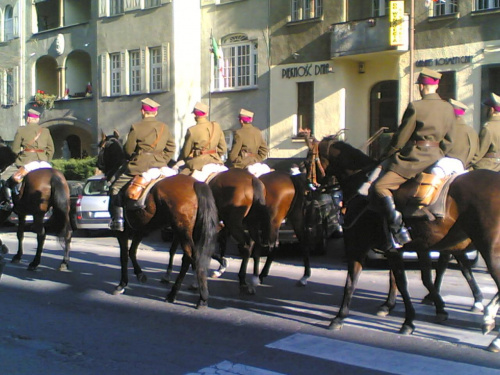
[
  {"left": 188, "top": 360, "right": 285, "bottom": 375},
  {"left": 266, "top": 333, "right": 500, "bottom": 375}
]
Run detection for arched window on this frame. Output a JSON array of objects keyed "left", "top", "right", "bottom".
[
  {"left": 66, "top": 50, "right": 92, "bottom": 98},
  {"left": 4, "top": 6, "right": 13, "bottom": 41},
  {"left": 35, "top": 56, "right": 59, "bottom": 97}
]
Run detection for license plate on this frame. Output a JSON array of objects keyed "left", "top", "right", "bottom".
[{"left": 94, "top": 212, "right": 110, "bottom": 218}]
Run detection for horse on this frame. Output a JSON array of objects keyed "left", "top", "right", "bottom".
[
  {"left": 0, "top": 144, "right": 72, "bottom": 271},
  {"left": 307, "top": 138, "right": 500, "bottom": 352},
  {"left": 97, "top": 131, "right": 219, "bottom": 308}
]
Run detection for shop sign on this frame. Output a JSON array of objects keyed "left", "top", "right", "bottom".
[
  {"left": 281, "top": 63, "right": 332, "bottom": 79},
  {"left": 389, "top": 1, "right": 404, "bottom": 46},
  {"left": 416, "top": 56, "right": 473, "bottom": 67}
]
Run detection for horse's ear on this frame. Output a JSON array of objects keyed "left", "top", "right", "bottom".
[
  {"left": 100, "top": 130, "right": 106, "bottom": 142},
  {"left": 113, "top": 130, "right": 120, "bottom": 139}
]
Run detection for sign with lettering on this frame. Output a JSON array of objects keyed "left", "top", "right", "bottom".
[
  {"left": 389, "top": 1, "right": 404, "bottom": 46},
  {"left": 281, "top": 63, "right": 332, "bottom": 79},
  {"left": 415, "top": 56, "right": 473, "bottom": 67}
]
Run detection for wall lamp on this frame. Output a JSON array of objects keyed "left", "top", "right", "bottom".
[{"left": 358, "top": 62, "right": 365, "bottom": 74}]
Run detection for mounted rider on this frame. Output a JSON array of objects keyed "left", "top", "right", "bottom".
[
  {"left": 108, "top": 98, "right": 176, "bottom": 232},
  {"left": 176, "top": 101, "right": 227, "bottom": 181},
  {"left": 0, "top": 109, "right": 54, "bottom": 211},
  {"left": 473, "top": 92, "right": 500, "bottom": 171},
  {"left": 372, "top": 68, "right": 456, "bottom": 250},
  {"left": 227, "top": 108, "right": 270, "bottom": 177}
]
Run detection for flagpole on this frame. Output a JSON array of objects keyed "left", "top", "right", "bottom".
[{"left": 209, "top": 29, "right": 213, "bottom": 121}]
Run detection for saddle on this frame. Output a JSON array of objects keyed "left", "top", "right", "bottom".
[{"left": 125, "top": 167, "right": 177, "bottom": 209}]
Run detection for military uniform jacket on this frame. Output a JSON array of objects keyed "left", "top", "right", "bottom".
[
  {"left": 474, "top": 113, "right": 500, "bottom": 172},
  {"left": 12, "top": 123, "right": 54, "bottom": 166},
  {"left": 446, "top": 117, "right": 479, "bottom": 169},
  {"left": 179, "top": 117, "right": 227, "bottom": 171},
  {"left": 385, "top": 93, "right": 456, "bottom": 179},
  {"left": 124, "top": 117, "right": 176, "bottom": 175},
  {"left": 228, "top": 123, "right": 269, "bottom": 168}
]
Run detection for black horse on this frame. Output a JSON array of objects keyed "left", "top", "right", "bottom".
[{"left": 307, "top": 138, "right": 500, "bottom": 352}]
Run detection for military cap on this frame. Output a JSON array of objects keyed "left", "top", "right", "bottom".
[
  {"left": 141, "top": 98, "right": 160, "bottom": 111},
  {"left": 417, "top": 68, "right": 441, "bottom": 85},
  {"left": 239, "top": 108, "right": 254, "bottom": 118},
  {"left": 449, "top": 99, "right": 467, "bottom": 111},
  {"left": 193, "top": 101, "right": 209, "bottom": 115},
  {"left": 27, "top": 109, "right": 41, "bottom": 118}
]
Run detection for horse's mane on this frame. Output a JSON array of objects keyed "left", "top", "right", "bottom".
[
  {"left": 0, "top": 144, "right": 17, "bottom": 172},
  {"left": 98, "top": 134, "right": 126, "bottom": 181},
  {"left": 327, "top": 141, "right": 377, "bottom": 170}
]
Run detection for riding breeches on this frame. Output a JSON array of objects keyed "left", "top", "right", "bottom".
[
  {"left": 110, "top": 173, "right": 134, "bottom": 196},
  {"left": 373, "top": 171, "right": 408, "bottom": 198}
]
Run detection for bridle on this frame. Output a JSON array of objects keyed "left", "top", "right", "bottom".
[
  {"left": 97, "top": 136, "right": 126, "bottom": 184},
  {"left": 306, "top": 140, "right": 326, "bottom": 187}
]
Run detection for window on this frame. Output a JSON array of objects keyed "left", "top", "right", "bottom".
[
  {"left": 476, "top": 0, "right": 500, "bottom": 11},
  {"left": 1, "top": 68, "right": 17, "bottom": 106},
  {"left": 110, "top": 0, "right": 124, "bottom": 15},
  {"left": 4, "top": 6, "right": 13, "bottom": 41},
  {"left": 129, "top": 50, "right": 141, "bottom": 94},
  {"left": 297, "top": 82, "right": 314, "bottom": 135},
  {"left": 372, "top": 0, "right": 387, "bottom": 17},
  {"left": 291, "top": 0, "right": 323, "bottom": 22},
  {"left": 144, "top": 0, "right": 161, "bottom": 8},
  {"left": 150, "top": 47, "right": 163, "bottom": 92},
  {"left": 214, "top": 34, "right": 257, "bottom": 91},
  {"left": 432, "top": 0, "right": 458, "bottom": 16},
  {"left": 110, "top": 53, "right": 122, "bottom": 96}
]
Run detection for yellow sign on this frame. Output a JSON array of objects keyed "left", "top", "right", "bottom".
[{"left": 389, "top": 1, "right": 404, "bottom": 46}]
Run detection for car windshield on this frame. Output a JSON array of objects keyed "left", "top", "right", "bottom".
[{"left": 83, "top": 179, "right": 109, "bottom": 196}]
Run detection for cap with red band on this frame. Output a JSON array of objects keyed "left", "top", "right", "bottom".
[
  {"left": 27, "top": 109, "right": 40, "bottom": 118},
  {"left": 192, "top": 102, "right": 209, "bottom": 116},
  {"left": 239, "top": 108, "right": 254, "bottom": 123},
  {"left": 449, "top": 99, "right": 467, "bottom": 116},
  {"left": 416, "top": 67, "right": 441, "bottom": 85},
  {"left": 141, "top": 98, "right": 160, "bottom": 112}
]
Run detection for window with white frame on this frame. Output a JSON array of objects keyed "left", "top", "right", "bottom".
[
  {"left": 110, "top": 53, "right": 122, "bottom": 96},
  {"left": 1, "top": 68, "right": 17, "bottom": 106},
  {"left": 144, "top": 0, "right": 161, "bottom": 8},
  {"left": 476, "top": 0, "right": 500, "bottom": 10},
  {"left": 372, "top": 0, "right": 387, "bottom": 17},
  {"left": 150, "top": 47, "right": 162, "bottom": 92},
  {"left": 110, "top": 0, "right": 123, "bottom": 15},
  {"left": 214, "top": 34, "right": 257, "bottom": 91},
  {"left": 129, "top": 50, "right": 141, "bottom": 94},
  {"left": 99, "top": 0, "right": 168, "bottom": 17},
  {"left": 431, "top": 0, "right": 458, "bottom": 16},
  {"left": 291, "top": 0, "right": 323, "bottom": 22},
  {"left": 4, "top": 6, "right": 13, "bottom": 41}
]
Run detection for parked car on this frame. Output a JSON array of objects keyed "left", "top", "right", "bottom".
[{"left": 75, "top": 175, "right": 110, "bottom": 233}]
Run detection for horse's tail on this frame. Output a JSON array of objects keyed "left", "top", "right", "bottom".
[
  {"left": 45, "top": 171, "right": 71, "bottom": 239},
  {"left": 290, "top": 173, "right": 307, "bottom": 214},
  {"left": 193, "top": 181, "right": 218, "bottom": 270}
]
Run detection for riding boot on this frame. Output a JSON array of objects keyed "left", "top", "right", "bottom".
[
  {"left": 0, "top": 182, "right": 13, "bottom": 211},
  {"left": 380, "top": 196, "right": 411, "bottom": 248},
  {"left": 109, "top": 194, "right": 125, "bottom": 232}
]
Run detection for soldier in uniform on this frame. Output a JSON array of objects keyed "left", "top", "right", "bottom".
[
  {"left": 177, "top": 102, "right": 227, "bottom": 175},
  {"left": 473, "top": 92, "right": 500, "bottom": 172},
  {"left": 228, "top": 108, "right": 269, "bottom": 168},
  {"left": 446, "top": 99, "right": 479, "bottom": 170},
  {"left": 373, "top": 68, "right": 456, "bottom": 249},
  {"left": 108, "top": 98, "right": 176, "bottom": 231},
  {"left": 0, "top": 109, "right": 54, "bottom": 211}
]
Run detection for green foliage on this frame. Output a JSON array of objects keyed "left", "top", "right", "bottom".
[{"left": 52, "top": 157, "right": 98, "bottom": 181}]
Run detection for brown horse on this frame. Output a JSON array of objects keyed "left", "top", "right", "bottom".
[
  {"left": 308, "top": 138, "right": 500, "bottom": 352},
  {"left": 97, "top": 132, "right": 218, "bottom": 308},
  {"left": 0, "top": 144, "right": 72, "bottom": 271}
]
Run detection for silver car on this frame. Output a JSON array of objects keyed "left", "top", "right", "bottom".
[{"left": 75, "top": 175, "right": 110, "bottom": 231}]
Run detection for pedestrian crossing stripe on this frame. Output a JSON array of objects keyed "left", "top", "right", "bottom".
[
  {"left": 188, "top": 360, "right": 285, "bottom": 375},
  {"left": 266, "top": 333, "right": 500, "bottom": 375}
]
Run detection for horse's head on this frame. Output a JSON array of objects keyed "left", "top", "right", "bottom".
[
  {"left": 0, "top": 142, "right": 17, "bottom": 174},
  {"left": 97, "top": 130, "right": 126, "bottom": 179}
]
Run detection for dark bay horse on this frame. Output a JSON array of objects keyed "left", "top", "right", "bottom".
[
  {"left": 97, "top": 132, "right": 218, "bottom": 308},
  {"left": 0, "top": 145, "right": 72, "bottom": 271},
  {"left": 309, "top": 138, "right": 500, "bottom": 352}
]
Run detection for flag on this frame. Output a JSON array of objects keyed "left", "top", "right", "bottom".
[
  {"left": 211, "top": 36, "right": 220, "bottom": 64},
  {"left": 211, "top": 35, "right": 225, "bottom": 88}
]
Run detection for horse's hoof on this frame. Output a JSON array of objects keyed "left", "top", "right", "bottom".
[
  {"left": 421, "top": 295, "right": 434, "bottom": 306},
  {"left": 328, "top": 319, "right": 343, "bottom": 331},
  {"left": 377, "top": 305, "right": 391, "bottom": 317},
  {"left": 27, "top": 263, "right": 38, "bottom": 271},
  {"left": 487, "top": 339, "right": 500, "bottom": 353},
  {"left": 11, "top": 256, "right": 21, "bottom": 264},
  {"left": 297, "top": 276, "right": 308, "bottom": 287},
  {"left": 196, "top": 300, "right": 208, "bottom": 309},
  {"left": 112, "top": 286, "right": 125, "bottom": 295},
  {"left": 471, "top": 302, "right": 484, "bottom": 313},
  {"left": 136, "top": 273, "right": 147, "bottom": 284},
  {"left": 435, "top": 311, "right": 448, "bottom": 323},
  {"left": 160, "top": 276, "right": 170, "bottom": 285},
  {"left": 188, "top": 282, "right": 199, "bottom": 291},
  {"left": 399, "top": 324, "right": 415, "bottom": 335},
  {"left": 482, "top": 322, "right": 496, "bottom": 335},
  {"left": 211, "top": 270, "right": 223, "bottom": 278},
  {"left": 166, "top": 293, "right": 175, "bottom": 303},
  {"left": 58, "top": 263, "right": 69, "bottom": 272}
]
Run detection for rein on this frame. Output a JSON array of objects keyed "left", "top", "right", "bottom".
[{"left": 306, "top": 141, "right": 326, "bottom": 186}]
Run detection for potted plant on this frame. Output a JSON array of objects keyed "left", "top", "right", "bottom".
[{"left": 34, "top": 90, "right": 57, "bottom": 109}]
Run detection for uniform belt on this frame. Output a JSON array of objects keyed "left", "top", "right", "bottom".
[
  {"left": 484, "top": 152, "right": 500, "bottom": 158},
  {"left": 24, "top": 149, "right": 44, "bottom": 153},
  {"left": 414, "top": 140, "right": 440, "bottom": 147},
  {"left": 201, "top": 149, "right": 216, "bottom": 155}
]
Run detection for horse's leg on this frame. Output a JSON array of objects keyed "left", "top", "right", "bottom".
[
  {"left": 248, "top": 239, "right": 260, "bottom": 294},
  {"left": 454, "top": 251, "right": 484, "bottom": 312},
  {"left": 161, "top": 236, "right": 178, "bottom": 284},
  {"left": 377, "top": 270, "right": 397, "bottom": 317},
  {"left": 237, "top": 242, "right": 252, "bottom": 294},
  {"left": 58, "top": 222, "right": 72, "bottom": 272},
  {"left": 167, "top": 252, "right": 191, "bottom": 303},
  {"left": 387, "top": 251, "right": 416, "bottom": 335},
  {"left": 128, "top": 233, "right": 147, "bottom": 284},
  {"left": 422, "top": 252, "right": 451, "bottom": 305},
  {"left": 329, "top": 259, "right": 363, "bottom": 330},
  {"left": 112, "top": 231, "right": 130, "bottom": 295},
  {"left": 194, "top": 252, "right": 209, "bottom": 309},
  {"left": 418, "top": 251, "right": 448, "bottom": 322},
  {"left": 482, "top": 292, "right": 500, "bottom": 335},
  {"left": 211, "top": 226, "right": 228, "bottom": 278},
  {"left": 11, "top": 215, "right": 26, "bottom": 264},
  {"left": 0, "top": 238, "right": 8, "bottom": 254},
  {"left": 28, "top": 215, "right": 46, "bottom": 271}
]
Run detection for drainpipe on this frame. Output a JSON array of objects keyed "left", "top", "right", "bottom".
[
  {"left": 409, "top": 0, "right": 415, "bottom": 102},
  {"left": 18, "top": 0, "right": 25, "bottom": 127}
]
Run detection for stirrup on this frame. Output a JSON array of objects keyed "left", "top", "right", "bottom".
[
  {"left": 393, "top": 226, "right": 412, "bottom": 247},
  {"left": 109, "top": 219, "right": 125, "bottom": 232},
  {"left": 0, "top": 201, "right": 13, "bottom": 211}
]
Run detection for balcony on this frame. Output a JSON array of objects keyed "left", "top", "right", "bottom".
[{"left": 330, "top": 16, "right": 409, "bottom": 59}]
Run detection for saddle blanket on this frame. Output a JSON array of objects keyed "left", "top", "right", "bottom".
[
  {"left": 247, "top": 163, "right": 271, "bottom": 178},
  {"left": 191, "top": 164, "right": 228, "bottom": 182},
  {"left": 141, "top": 166, "right": 177, "bottom": 183},
  {"left": 24, "top": 161, "right": 52, "bottom": 172},
  {"left": 429, "top": 157, "right": 465, "bottom": 178}
]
